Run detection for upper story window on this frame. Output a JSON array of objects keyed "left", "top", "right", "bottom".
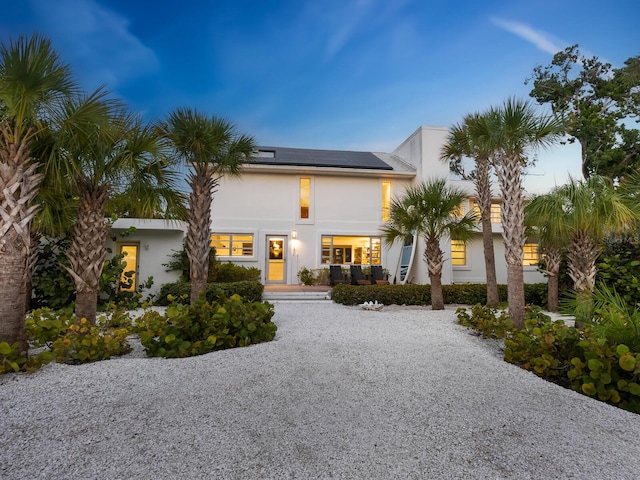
[
  {"left": 451, "top": 240, "right": 467, "bottom": 266},
  {"left": 472, "top": 201, "right": 502, "bottom": 223},
  {"left": 382, "top": 181, "right": 392, "bottom": 222},
  {"left": 210, "top": 233, "right": 254, "bottom": 257},
  {"left": 523, "top": 243, "right": 540, "bottom": 266},
  {"left": 300, "top": 177, "right": 311, "bottom": 219}
]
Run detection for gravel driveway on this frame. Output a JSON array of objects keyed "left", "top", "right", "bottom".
[{"left": 1, "top": 301, "right": 639, "bottom": 479}]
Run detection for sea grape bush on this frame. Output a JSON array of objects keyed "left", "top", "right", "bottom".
[
  {"left": 456, "top": 304, "right": 640, "bottom": 413},
  {"left": 135, "top": 294, "right": 277, "bottom": 358}
]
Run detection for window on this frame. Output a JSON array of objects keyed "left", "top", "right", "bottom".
[
  {"left": 491, "top": 203, "right": 501, "bottom": 223},
  {"left": 321, "top": 235, "right": 381, "bottom": 265},
  {"left": 300, "top": 177, "right": 310, "bottom": 219},
  {"left": 382, "top": 181, "right": 392, "bottom": 222},
  {"left": 451, "top": 240, "right": 466, "bottom": 266},
  {"left": 210, "top": 234, "right": 254, "bottom": 257},
  {"left": 472, "top": 201, "right": 502, "bottom": 223},
  {"left": 523, "top": 243, "right": 540, "bottom": 266}
]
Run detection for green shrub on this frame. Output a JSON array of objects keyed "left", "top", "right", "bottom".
[
  {"left": 135, "top": 294, "right": 277, "bottom": 358},
  {"left": 298, "top": 266, "right": 315, "bottom": 285},
  {"left": 503, "top": 308, "right": 583, "bottom": 384},
  {"left": 331, "top": 284, "right": 431, "bottom": 306},
  {"left": 456, "top": 304, "right": 513, "bottom": 339},
  {"left": 568, "top": 341, "right": 640, "bottom": 413},
  {"left": 26, "top": 308, "right": 75, "bottom": 348},
  {"left": 209, "top": 261, "right": 261, "bottom": 282},
  {"left": 597, "top": 237, "right": 640, "bottom": 309},
  {"left": 155, "top": 281, "right": 264, "bottom": 306},
  {"left": 51, "top": 318, "right": 132, "bottom": 364},
  {"left": 331, "top": 283, "right": 547, "bottom": 307}
]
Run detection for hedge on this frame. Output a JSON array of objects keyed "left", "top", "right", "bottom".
[{"left": 155, "top": 280, "right": 264, "bottom": 305}]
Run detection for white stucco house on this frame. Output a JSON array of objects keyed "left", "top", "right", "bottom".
[{"left": 109, "top": 126, "right": 545, "bottom": 295}]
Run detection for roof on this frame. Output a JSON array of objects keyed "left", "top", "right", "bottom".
[{"left": 254, "top": 146, "right": 394, "bottom": 171}]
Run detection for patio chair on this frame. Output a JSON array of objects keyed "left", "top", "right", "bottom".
[
  {"left": 350, "top": 265, "right": 371, "bottom": 285},
  {"left": 370, "top": 265, "right": 390, "bottom": 285},
  {"left": 329, "top": 265, "right": 348, "bottom": 286}
]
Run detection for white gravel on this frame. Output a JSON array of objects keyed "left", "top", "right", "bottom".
[{"left": 1, "top": 301, "right": 640, "bottom": 479}]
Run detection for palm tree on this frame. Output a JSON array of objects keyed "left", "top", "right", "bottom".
[
  {"left": 474, "top": 98, "right": 563, "bottom": 328},
  {"left": 51, "top": 90, "right": 184, "bottom": 323},
  {"left": 442, "top": 113, "right": 499, "bottom": 307},
  {"left": 381, "top": 179, "right": 477, "bottom": 310},
  {"left": 0, "top": 34, "right": 76, "bottom": 348},
  {"left": 550, "top": 176, "right": 639, "bottom": 308},
  {"left": 525, "top": 193, "right": 570, "bottom": 312},
  {"left": 160, "top": 108, "right": 256, "bottom": 304}
]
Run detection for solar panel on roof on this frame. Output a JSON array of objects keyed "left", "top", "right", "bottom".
[{"left": 254, "top": 147, "right": 393, "bottom": 170}]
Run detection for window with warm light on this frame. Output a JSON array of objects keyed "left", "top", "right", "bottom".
[
  {"left": 210, "top": 234, "right": 254, "bottom": 257},
  {"left": 491, "top": 203, "right": 502, "bottom": 223},
  {"left": 451, "top": 240, "right": 467, "bottom": 266},
  {"left": 523, "top": 243, "right": 540, "bottom": 266},
  {"left": 382, "top": 181, "right": 391, "bottom": 222},
  {"left": 300, "top": 177, "right": 310, "bottom": 219},
  {"left": 471, "top": 201, "right": 502, "bottom": 223},
  {"left": 321, "top": 235, "right": 381, "bottom": 265}
]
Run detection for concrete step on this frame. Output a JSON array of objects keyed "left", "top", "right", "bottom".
[{"left": 262, "top": 291, "right": 331, "bottom": 301}]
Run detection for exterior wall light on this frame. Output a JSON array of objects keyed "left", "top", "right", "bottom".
[{"left": 291, "top": 229, "right": 298, "bottom": 239}]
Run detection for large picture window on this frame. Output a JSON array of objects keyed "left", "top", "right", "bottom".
[
  {"left": 210, "top": 234, "right": 254, "bottom": 257},
  {"left": 321, "top": 235, "right": 381, "bottom": 265}
]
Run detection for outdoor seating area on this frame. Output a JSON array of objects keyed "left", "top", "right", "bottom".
[{"left": 328, "top": 265, "right": 391, "bottom": 286}]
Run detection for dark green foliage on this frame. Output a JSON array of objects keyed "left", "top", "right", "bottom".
[
  {"left": 331, "top": 284, "right": 431, "bottom": 306},
  {"left": 135, "top": 294, "right": 277, "bottom": 358},
  {"left": 155, "top": 280, "right": 264, "bottom": 306},
  {"left": 597, "top": 237, "right": 640, "bottom": 309},
  {"left": 30, "top": 234, "right": 153, "bottom": 310},
  {"left": 331, "top": 283, "right": 546, "bottom": 307},
  {"left": 209, "top": 261, "right": 261, "bottom": 283},
  {"left": 31, "top": 236, "right": 75, "bottom": 310}
]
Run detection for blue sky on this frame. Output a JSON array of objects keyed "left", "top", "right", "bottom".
[{"left": 1, "top": 0, "right": 638, "bottom": 193}]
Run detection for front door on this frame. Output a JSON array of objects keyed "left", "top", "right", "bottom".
[
  {"left": 117, "top": 243, "right": 139, "bottom": 291},
  {"left": 266, "top": 236, "right": 287, "bottom": 284}
]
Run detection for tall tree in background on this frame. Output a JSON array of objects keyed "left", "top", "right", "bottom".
[
  {"left": 474, "top": 98, "right": 563, "bottom": 328},
  {"left": 0, "top": 34, "right": 76, "bottom": 348},
  {"left": 381, "top": 179, "right": 477, "bottom": 310},
  {"left": 160, "top": 108, "right": 256, "bottom": 304},
  {"left": 442, "top": 113, "right": 500, "bottom": 307},
  {"left": 527, "top": 45, "right": 640, "bottom": 181}
]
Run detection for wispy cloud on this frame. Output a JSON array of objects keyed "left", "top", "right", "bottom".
[
  {"left": 28, "top": 0, "right": 159, "bottom": 89},
  {"left": 490, "top": 17, "right": 565, "bottom": 55}
]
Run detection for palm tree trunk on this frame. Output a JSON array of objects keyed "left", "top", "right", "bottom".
[
  {"left": 0, "top": 125, "right": 42, "bottom": 350},
  {"left": 425, "top": 238, "right": 445, "bottom": 310},
  {"left": 66, "top": 185, "right": 110, "bottom": 324},
  {"left": 475, "top": 159, "right": 499, "bottom": 307},
  {"left": 494, "top": 156, "right": 526, "bottom": 328},
  {"left": 543, "top": 247, "right": 562, "bottom": 312},
  {"left": 187, "top": 165, "right": 216, "bottom": 304},
  {"left": 567, "top": 231, "right": 599, "bottom": 294}
]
